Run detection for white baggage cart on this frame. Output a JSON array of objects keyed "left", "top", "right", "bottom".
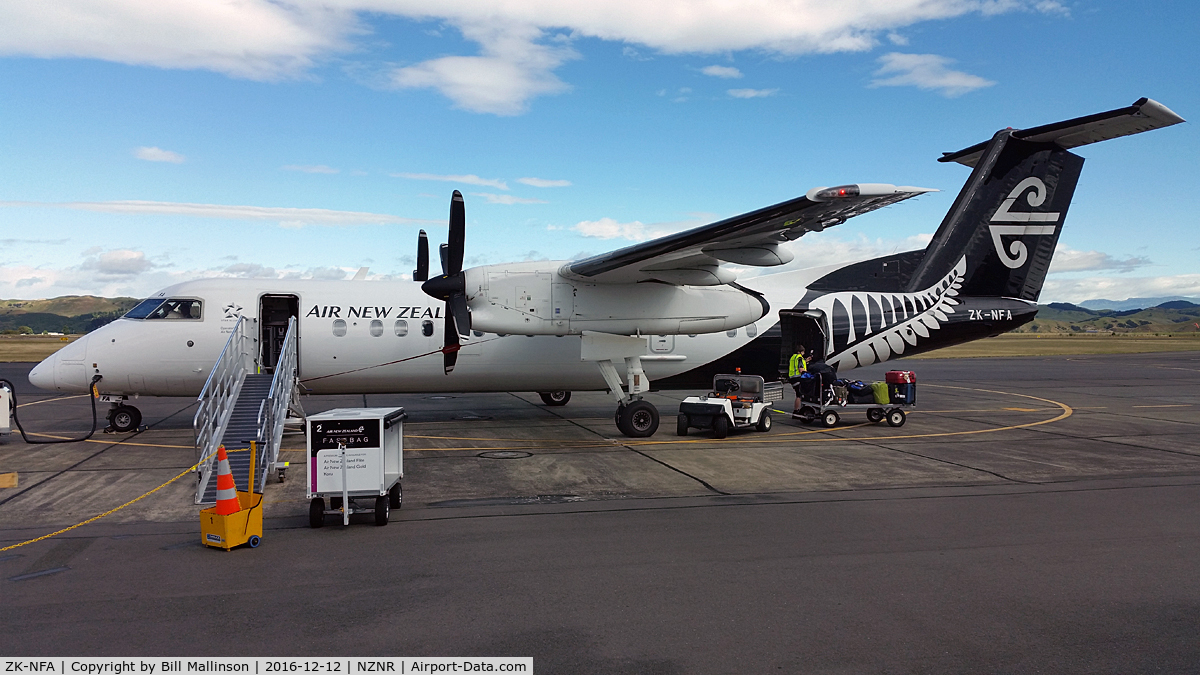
[{"left": 307, "top": 407, "right": 405, "bottom": 527}]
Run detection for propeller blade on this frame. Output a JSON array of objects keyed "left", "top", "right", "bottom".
[
  {"left": 447, "top": 190, "right": 465, "bottom": 275},
  {"left": 413, "top": 230, "right": 429, "bottom": 282},
  {"left": 449, "top": 293, "right": 471, "bottom": 337},
  {"left": 439, "top": 243, "right": 449, "bottom": 276},
  {"left": 442, "top": 309, "right": 459, "bottom": 374}
]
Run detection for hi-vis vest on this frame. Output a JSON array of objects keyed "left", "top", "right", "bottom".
[{"left": 789, "top": 353, "right": 807, "bottom": 377}]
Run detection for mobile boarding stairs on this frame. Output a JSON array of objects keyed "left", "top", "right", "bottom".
[{"left": 193, "top": 316, "right": 305, "bottom": 504}]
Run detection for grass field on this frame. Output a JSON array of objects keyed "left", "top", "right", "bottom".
[
  {"left": 0, "top": 335, "right": 79, "bottom": 362},
  {"left": 3, "top": 332, "right": 1200, "bottom": 364},
  {"left": 905, "top": 333, "right": 1200, "bottom": 358}
]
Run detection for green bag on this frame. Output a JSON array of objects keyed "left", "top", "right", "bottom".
[{"left": 871, "top": 381, "right": 890, "bottom": 405}]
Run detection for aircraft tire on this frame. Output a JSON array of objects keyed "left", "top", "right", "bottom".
[
  {"left": 712, "top": 415, "right": 729, "bottom": 439},
  {"left": 821, "top": 410, "right": 839, "bottom": 428},
  {"left": 756, "top": 411, "right": 772, "bottom": 432},
  {"left": 539, "top": 391, "right": 571, "bottom": 406},
  {"left": 887, "top": 409, "right": 906, "bottom": 427},
  {"left": 389, "top": 481, "right": 402, "bottom": 509},
  {"left": 110, "top": 405, "right": 141, "bottom": 433},
  {"left": 677, "top": 414, "right": 689, "bottom": 436},
  {"left": 374, "top": 496, "right": 389, "bottom": 526},
  {"left": 309, "top": 498, "right": 325, "bottom": 528},
  {"left": 618, "top": 400, "right": 659, "bottom": 438}
]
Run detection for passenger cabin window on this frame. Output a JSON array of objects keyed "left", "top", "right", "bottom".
[
  {"left": 125, "top": 298, "right": 202, "bottom": 320},
  {"left": 726, "top": 328, "right": 738, "bottom": 338},
  {"left": 332, "top": 319, "right": 347, "bottom": 337},
  {"left": 369, "top": 319, "right": 384, "bottom": 337},
  {"left": 421, "top": 320, "right": 434, "bottom": 337},
  {"left": 746, "top": 324, "right": 758, "bottom": 338},
  {"left": 394, "top": 320, "right": 408, "bottom": 337}
]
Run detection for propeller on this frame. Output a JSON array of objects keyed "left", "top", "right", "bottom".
[
  {"left": 412, "top": 230, "right": 429, "bottom": 282},
  {"left": 421, "top": 190, "right": 472, "bottom": 374}
]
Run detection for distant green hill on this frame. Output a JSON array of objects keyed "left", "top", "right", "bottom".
[
  {"left": 0, "top": 295, "right": 140, "bottom": 334},
  {"left": 1018, "top": 301, "right": 1200, "bottom": 335}
]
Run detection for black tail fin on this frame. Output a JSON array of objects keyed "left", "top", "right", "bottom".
[{"left": 907, "top": 98, "right": 1183, "bottom": 302}]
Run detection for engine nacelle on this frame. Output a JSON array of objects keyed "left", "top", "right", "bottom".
[{"left": 464, "top": 262, "right": 767, "bottom": 336}]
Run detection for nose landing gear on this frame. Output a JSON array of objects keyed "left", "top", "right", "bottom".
[{"left": 106, "top": 402, "right": 142, "bottom": 433}]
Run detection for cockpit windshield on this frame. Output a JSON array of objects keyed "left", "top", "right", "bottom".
[{"left": 123, "top": 298, "right": 203, "bottom": 320}]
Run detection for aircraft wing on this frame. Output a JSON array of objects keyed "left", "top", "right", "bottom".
[{"left": 559, "top": 184, "right": 935, "bottom": 285}]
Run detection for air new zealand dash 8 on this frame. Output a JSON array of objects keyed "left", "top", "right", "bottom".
[{"left": 29, "top": 98, "right": 1184, "bottom": 437}]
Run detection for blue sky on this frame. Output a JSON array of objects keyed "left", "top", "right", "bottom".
[{"left": 1, "top": 0, "right": 1195, "bottom": 303}]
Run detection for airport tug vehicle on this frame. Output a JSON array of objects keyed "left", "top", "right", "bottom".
[
  {"left": 307, "top": 407, "right": 405, "bottom": 527},
  {"left": 678, "top": 373, "right": 783, "bottom": 438}
]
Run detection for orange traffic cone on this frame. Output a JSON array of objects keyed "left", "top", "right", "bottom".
[{"left": 212, "top": 445, "right": 241, "bottom": 515}]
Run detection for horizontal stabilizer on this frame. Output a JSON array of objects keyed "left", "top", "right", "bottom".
[{"left": 940, "top": 98, "right": 1185, "bottom": 167}]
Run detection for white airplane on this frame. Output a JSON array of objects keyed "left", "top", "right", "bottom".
[{"left": 28, "top": 98, "right": 1183, "bottom": 437}]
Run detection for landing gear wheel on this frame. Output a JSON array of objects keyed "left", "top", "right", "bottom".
[
  {"left": 374, "top": 495, "right": 390, "bottom": 526},
  {"left": 821, "top": 410, "right": 839, "bottom": 428},
  {"left": 248, "top": 535, "right": 260, "bottom": 548},
  {"left": 677, "top": 414, "right": 689, "bottom": 436},
  {"left": 388, "top": 481, "right": 402, "bottom": 509},
  {"left": 617, "top": 400, "right": 659, "bottom": 438},
  {"left": 712, "top": 415, "right": 729, "bottom": 439},
  {"left": 308, "top": 498, "right": 325, "bottom": 528},
  {"left": 887, "top": 409, "right": 907, "bottom": 427},
  {"left": 867, "top": 408, "right": 885, "bottom": 424},
  {"left": 109, "top": 405, "right": 141, "bottom": 433},
  {"left": 756, "top": 411, "right": 772, "bottom": 432},
  {"left": 539, "top": 391, "right": 571, "bottom": 406}
]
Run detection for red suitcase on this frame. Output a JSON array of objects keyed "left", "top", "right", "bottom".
[{"left": 885, "top": 370, "right": 916, "bottom": 384}]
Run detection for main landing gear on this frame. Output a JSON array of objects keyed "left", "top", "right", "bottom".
[
  {"left": 105, "top": 398, "right": 142, "bottom": 433},
  {"left": 581, "top": 332, "right": 661, "bottom": 438},
  {"left": 538, "top": 390, "right": 572, "bottom": 406}
]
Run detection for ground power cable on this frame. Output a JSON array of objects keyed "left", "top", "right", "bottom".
[{"left": 1, "top": 375, "right": 104, "bottom": 445}]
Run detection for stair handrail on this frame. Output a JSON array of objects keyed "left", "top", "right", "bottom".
[
  {"left": 193, "top": 315, "right": 254, "bottom": 503},
  {"left": 255, "top": 316, "right": 299, "bottom": 491}
]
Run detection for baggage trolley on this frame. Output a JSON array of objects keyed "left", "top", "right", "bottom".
[{"left": 307, "top": 407, "right": 405, "bottom": 527}]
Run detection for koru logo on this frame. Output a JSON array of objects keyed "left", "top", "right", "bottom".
[
  {"left": 989, "top": 176, "right": 1060, "bottom": 269},
  {"left": 223, "top": 302, "right": 243, "bottom": 319}
]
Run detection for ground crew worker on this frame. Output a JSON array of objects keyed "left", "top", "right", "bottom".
[{"left": 789, "top": 344, "right": 808, "bottom": 415}]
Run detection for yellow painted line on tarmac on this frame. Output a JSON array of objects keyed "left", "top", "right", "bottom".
[
  {"left": 22, "top": 431, "right": 196, "bottom": 449},
  {"left": 630, "top": 385, "right": 1073, "bottom": 446},
  {"left": 1132, "top": 404, "right": 1192, "bottom": 408},
  {"left": 1003, "top": 407, "right": 1040, "bottom": 412},
  {"left": 0, "top": 449, "right": 219, "bottom": 552},
  {"left": 0, "top": 472, "right": 17, "bottom": 488},
  {"left": 15, "top": 394, "right": 89, "bottom": 408}
]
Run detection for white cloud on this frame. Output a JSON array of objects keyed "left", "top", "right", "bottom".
[
  {"left": 470, "top": 192, "right": 548, "bottom": 205},
  {"left": 81, "top": 249, "right": 155, "bottom": 277},
  {"left": 1042, "top": 275, "right": 1200, "bottom": 305},
  {"left": 573, "top": 218, "right": 656, "bottom": 241},
  {"left": 870, "top": 52, "right": 994, "bottom": 97},
  {"left": 518, "top": 177, "right": 572, "bottom": 188},
  {"left": 728, "top": 88, "right": 779, "bottom": 98},
  {"left": 0, "top": 199, "right": 433, "bottom": 227},
  {"left": 134, "top": 146, "right": 185, "bottom": 163},
  {"left": 393, "top": 172, "right": 509, "bottom": 190},
  {"left": 391, "top": 21, "right": 576, "bottom": 115},
  {"left": 886, "top": 32, "right": 909, "bottom": 45},
  {"left": 701, "top": 65, "right": 742, "bottom": 79},
  {"left": 1048, "top": 245, "right": 1152, "bottom": 274},
  {"left": 283, "top": 164, "right": 339, "bottom": 174},
  {"left": 1, "top": 1, "right": 1063, "bottom": 114}
]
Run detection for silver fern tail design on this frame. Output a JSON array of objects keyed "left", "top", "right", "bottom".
[{"left": 815, "top": 256, "right": 966, "bottom": 370}]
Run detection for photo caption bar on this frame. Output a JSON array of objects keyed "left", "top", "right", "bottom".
[{"left": 2, "top": 659, "right": 532, "bottom": 675}]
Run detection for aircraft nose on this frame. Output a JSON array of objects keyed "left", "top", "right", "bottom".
[{"left": 28, "top": 356, "right": 54, "bottom": 390}]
